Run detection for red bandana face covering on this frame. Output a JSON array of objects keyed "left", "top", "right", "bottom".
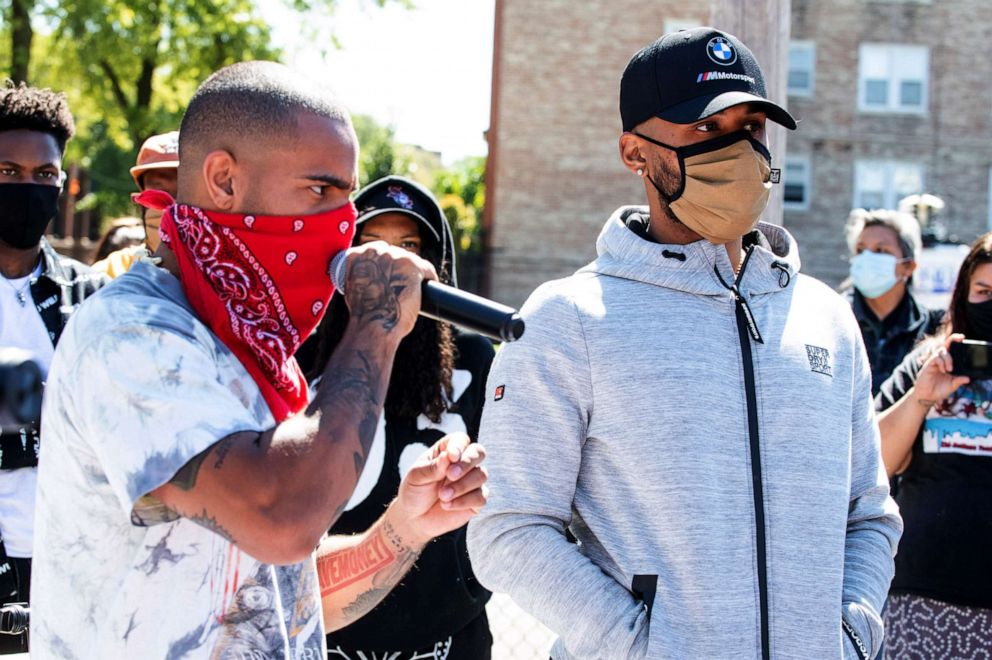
[{"left": 135, "top": 189, "right": 357, "bottom": 421}]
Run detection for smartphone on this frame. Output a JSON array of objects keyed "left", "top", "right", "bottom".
[{"left": 949, "top": 339, "right": 992, "bottom": 379}]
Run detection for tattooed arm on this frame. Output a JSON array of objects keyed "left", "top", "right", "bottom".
[
  {"left": 318, "top": 509, "right": 424, "bottom": 631},
  {"left": 318, "top": 433, "right": 488, "bottom": 630},
  {"left": 149, "top": 243, "right": 437, "bottom": 565}
]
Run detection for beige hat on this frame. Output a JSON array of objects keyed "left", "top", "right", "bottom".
[{"left": 129, "top": 131, "right": 179, "bottom": 187}]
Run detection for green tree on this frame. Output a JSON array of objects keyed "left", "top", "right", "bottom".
[
  {"left": 0, "top": 0, "right": 406, "bottom": 233},
  {"left": 39, "top": 0, "right": 280, "bottom": 147},
  {"left": 434, "top": 156, "right": 485, "bottom": 291},
  {"left": 7, "top": 0, "right": 33, "bottom": 83},
  {"left": 352, "top": 113, "right": 412, "bottom": 185}
]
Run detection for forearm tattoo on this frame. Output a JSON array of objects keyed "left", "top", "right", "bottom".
[
  {"left": 344, "top": 255, "right": 407, "bottom": 332},
  {"left": 312, "top": 350, "right": 382, "bottom": 474},
  {"left": 330, "top": 519, "right": 422, "bottom": 624}
]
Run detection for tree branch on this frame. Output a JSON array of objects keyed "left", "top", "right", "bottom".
[
  {"left": 10, "top": 0, "right": 35, "bottom": 83},
  {"left": 98, "top": 59, "right": 131, "bottom": 115},
  {"left": 136, "top": 57, "right": 156, "bottom": 110}
]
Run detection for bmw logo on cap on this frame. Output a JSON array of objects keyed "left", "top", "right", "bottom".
[{"left": 706, "top": 36, "right": 737, "bottom": 66}]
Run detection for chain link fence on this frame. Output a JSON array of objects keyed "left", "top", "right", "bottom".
[{"left": 487, "top": 593, "right": 555, "bottom": 659}]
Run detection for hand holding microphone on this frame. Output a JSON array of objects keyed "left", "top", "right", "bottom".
[{"left": 330, "top": 247, "right": 525, "bottom": 343}]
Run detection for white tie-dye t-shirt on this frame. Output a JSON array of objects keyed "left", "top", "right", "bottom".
[{"left": 31, "top": 260, "right": 325, "bottom": 660}]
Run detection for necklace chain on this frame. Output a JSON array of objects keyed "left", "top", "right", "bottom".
[{"left": 1, "top": 276, "right": 31, "bottom": 308}]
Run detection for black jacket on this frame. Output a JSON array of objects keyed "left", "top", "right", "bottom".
[
  {"left": 325, "top": 330, "right": 495, "bottom": 652},
  {"left": 0, "top": 239, "right": 109, "bottom": 469},
  {"left": 847, "top": 288, "right": 943, "bottom": 396}
]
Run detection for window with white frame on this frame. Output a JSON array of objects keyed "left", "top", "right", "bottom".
[
  {"left": 853, "top": 160, "right": 924, "bottom": 210},
  {"left": 788, "top": 41, "right": 816, "bottom": 98},
  {"left": 858, "top": 44, "right": 929, "bottom": 113},
  {"left": 783, "top": 156, "right": 811, "bottom": 210}
]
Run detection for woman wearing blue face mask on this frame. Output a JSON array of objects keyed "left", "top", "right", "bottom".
[{"left": 844, "top": 209, "right": 943, "bottom": 395}]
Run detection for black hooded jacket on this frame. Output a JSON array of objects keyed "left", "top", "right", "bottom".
[{"left": 309, "top": 177, "right": 495, "bottom": 651}]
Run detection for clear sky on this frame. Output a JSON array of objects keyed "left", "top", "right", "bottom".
[{"left": 262, "top": 0, "right": 495, "bottom": 164}]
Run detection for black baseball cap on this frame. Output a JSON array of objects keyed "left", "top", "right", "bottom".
[
  {"left": 353, "top": 175, "right": 443, "bottom": 244},
  {"left": 352, "top": 175, "right": 460, "bottom": 285},
  {"left": 620, "top": 27, "right": 797, "bottom": 132}
]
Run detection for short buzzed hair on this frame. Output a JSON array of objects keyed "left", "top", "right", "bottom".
[
  {"left": 178, "top": 61, "right": 351, "bottom": 165},
  {"left": 0, "top": 81, "right": 75, "bottom": 153}
]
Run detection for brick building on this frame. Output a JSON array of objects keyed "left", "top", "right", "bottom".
[
  {"left": 785, "top": 0, "right": 992, "bottom": 285},
  {"left": 483, "top": 0, "right": 992, "bottom": 306}
]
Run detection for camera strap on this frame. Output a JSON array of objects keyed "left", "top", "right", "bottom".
[{"left": 0, "top": 537, "right": 19, "bottom": 603}]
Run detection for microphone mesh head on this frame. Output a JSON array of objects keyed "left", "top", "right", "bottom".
[{"left": 329, "top": 250, "right": 349, "bottom": 293}]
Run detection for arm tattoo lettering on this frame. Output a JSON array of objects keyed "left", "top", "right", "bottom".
[
  {"left": 344, "top": 256, "right": 407, "bottom": 332},
  {"left": 332, "top": 520, "right": 422, "bottom": 623},
  {"left": 212, "top": 436, "right": 235, "bottom": 470},
  {"left": 317, "top": 526, "right": 396, "bottom": 596},
  {"left": 187, "top": 508, "right": 235, "bottom": 544}
]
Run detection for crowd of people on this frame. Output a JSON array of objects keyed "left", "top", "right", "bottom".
[{"left": 0, "top": 23, "right": 988, "bottom": 660}]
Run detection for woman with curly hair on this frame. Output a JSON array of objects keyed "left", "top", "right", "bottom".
[
  {"left": 876, "top": 231, "right": 992, "bottom": 658},
  {"left": 309, "top": 176, "right": 495, "bottom": 660}
]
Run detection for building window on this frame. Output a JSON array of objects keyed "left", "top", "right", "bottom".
[
  {"left": 787, "top": 41, "right": 816, "bottom": 98},
  {"left": 853, "top": 160, "right": 924, "bottom": 210},
  {"left": 858, "top": 43, "right": 929, "bottom": 114},
  {"left": 783, "top": 156, "right": 811, "bottom": 210}
]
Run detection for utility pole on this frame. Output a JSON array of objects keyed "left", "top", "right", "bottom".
[{"left": 710, "top": 0, "right": 791, "bottom": 227}]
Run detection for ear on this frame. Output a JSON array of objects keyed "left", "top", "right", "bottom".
[
  {"left": 900, "top": 258, "right": 918, "bottom": 280},
  {"left": 201, "top": 150, "right": 239, "bottom": 211},
  {"left": 619, "top": 133, "right": 647, "bottom": 175}
]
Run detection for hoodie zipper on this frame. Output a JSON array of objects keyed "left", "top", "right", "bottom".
[{"left": 721, "top": 247, "right": 771, "bottom": 660}]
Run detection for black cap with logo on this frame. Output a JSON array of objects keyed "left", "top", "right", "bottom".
[
  {"left": 620, "top": 27, "right": 797, "bottom": 132},
  {"left": 352, "top": 175, "right": 457, "bottom": 285}
]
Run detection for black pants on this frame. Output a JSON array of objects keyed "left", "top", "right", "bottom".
[{"left": 0, "top": 557, "right": 29, "bottom": 655}]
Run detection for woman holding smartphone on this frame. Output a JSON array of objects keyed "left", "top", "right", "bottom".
[{"left": 875, "top": 232, "right": 992, "bottom": 658}]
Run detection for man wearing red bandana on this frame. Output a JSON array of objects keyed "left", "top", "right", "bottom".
[{"left": 31, "top": 62, "right": 489, "bottom": 659}]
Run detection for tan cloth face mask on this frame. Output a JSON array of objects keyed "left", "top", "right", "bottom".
[{"left": 634, "top": 130, "right": 779, "bottom": 244}]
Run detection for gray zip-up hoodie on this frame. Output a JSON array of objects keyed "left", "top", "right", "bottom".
[{"left": 467, "top": 208, "right": 902, "bottom": 660}]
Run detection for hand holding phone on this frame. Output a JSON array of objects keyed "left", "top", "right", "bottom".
[{"left": 949, "top": 339, "right": 992, "bottom": 379}]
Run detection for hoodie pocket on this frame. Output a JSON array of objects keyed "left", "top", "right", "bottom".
[{"left": 631, "top": 574, "right": 658, "bottom": 621}]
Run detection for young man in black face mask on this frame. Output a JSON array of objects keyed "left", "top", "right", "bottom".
[
  {"left": 0, "top": 80, "right": 108, "bottom": 653},
  {"left": 468, "top": 28, "right": 901, "bottom": 660}
]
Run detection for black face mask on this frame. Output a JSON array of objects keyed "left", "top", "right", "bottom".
[
  {"left": 966, "top": 299, "right": 992, "bottom": 341},
  {"left": 0, "top": 183, "right": 61, "bottom": 249}
]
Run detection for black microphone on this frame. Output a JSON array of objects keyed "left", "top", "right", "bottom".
[{"left": 329, "top": 251, "right": 525, "bottom": 343}]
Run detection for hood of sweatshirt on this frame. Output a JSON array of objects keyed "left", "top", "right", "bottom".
[{"left": 579, "top": 206, "right": 802, "bottom": 297}]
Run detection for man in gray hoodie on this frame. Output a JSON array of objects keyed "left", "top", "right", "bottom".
[{"left": 467, "top": 27, "right": 902, "bottom": 660}]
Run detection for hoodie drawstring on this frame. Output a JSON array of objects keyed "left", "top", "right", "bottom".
[
  {"left": 714, "top": 264, "right": 764, "bottom": 344},
  {"left": 771, "top": 261, "right": 791, "bottom": 288}
]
